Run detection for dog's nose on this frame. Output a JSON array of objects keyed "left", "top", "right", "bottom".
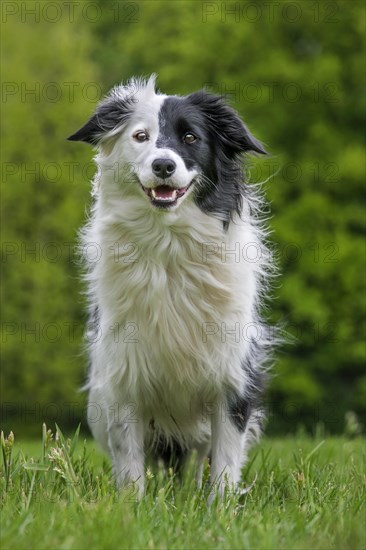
[{"left": 152, "top": 158, "right": 176, "bottom": 179}]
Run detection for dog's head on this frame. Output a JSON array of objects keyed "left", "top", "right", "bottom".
[{"left": 68, "top": 75, "right": 266, "bottom": 218}]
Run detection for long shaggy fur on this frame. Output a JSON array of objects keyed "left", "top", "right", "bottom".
[{"left": 68, "top": 75, "right": 276, "bottom": 497}]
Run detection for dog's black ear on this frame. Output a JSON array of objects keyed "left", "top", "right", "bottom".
[
  {"left": 67, "top": 114, "right": 101, "bottom": 144},
  {"left": 188, "top": 91, "right": 267, "bottom": 157},
  {"left": 67, "top": 91, "right": 136, "bottom": 145}
]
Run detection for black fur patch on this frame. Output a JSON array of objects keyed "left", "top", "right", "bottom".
[
  {"left": 158, "top": 92, "right": 266, "bottom": 227},
  {"left": 157, "top": 96, "right": 210, "bottom": 172},
  {"left": 228, "top": 346, "right": 268, "bottom": 432},
  {"left": 151, "top": 435, "right": 187, "bottom": 473},
  {"left": 228, "top": 393, "right": 251, "bottom": 432},
  {"left": 67, "top": 93, "right": 136, "bottom": 144}
]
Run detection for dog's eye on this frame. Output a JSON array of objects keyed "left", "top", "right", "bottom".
[
  {"left": 183, "top": 132, "right": 197, "bottom": 144},
  {"left": 133, "top": 131, "right": 149, "bottom": 142}
]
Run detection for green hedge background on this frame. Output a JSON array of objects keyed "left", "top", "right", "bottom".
[{"left": 1, "top": 0, "right": 365, "bottom": 436}]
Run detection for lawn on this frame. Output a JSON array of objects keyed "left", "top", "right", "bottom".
[{"left": 1, "top": 426, "right": 365, "bottom": 550}]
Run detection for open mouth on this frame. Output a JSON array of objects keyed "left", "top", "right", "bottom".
[{"left": 142, "top": 184, "right": 192, "bottom": 208}]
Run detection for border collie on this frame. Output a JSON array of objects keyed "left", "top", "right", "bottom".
[{"left": 68, "top": 75, "right": 274, "bottom": 498}]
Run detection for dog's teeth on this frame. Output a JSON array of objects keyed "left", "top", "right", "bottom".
[{"left": 151, "top": 189, "right": 177, "bottom": 202}]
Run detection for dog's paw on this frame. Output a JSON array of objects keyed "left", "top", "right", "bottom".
[
  {"left": 115, "top": 472, "right": 145, "bottom": 502},
  {"left": 207, "top": 473, "right": 258, "bottom": 506}
]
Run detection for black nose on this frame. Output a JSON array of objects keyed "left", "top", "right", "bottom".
[{"left": 152, "top": 158, "right": 176, "bottom": 179}]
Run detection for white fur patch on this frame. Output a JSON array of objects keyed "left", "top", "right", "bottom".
[{"left": 81, "top": 77, "right": 271, "bottom": 494}]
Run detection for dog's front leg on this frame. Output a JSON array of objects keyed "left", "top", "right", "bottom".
[
  {"left": 107, "top": 401, "right": 145, "bottom": 499},
  {"left": 210, "top": 401, "right": 245, "bottom": 497}
]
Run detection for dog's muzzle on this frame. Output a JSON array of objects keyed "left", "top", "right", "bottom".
[{"left": 142, "top": 183, "right": 192, "bottom": 208}]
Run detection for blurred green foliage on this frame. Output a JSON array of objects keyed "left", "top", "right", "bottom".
[{"left": 1, "top": 1, "right": 365, "bottom": 436}]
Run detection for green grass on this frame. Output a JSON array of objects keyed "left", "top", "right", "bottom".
[{"left": 1, "top": 426, "right": 365, "bottom": 550}]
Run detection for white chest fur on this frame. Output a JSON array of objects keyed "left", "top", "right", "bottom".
[{"left": 84, "top": 179, "right": 262, "bottom": 442}]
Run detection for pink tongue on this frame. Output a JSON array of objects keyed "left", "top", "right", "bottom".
[{"left": 154, "top": 185, "right": 175, "bottom": 198}]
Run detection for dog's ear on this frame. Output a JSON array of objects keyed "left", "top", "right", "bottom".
[
  {"left": 188, "top": 91, "right": 266, "bottom": 157},
  {"left": 67, "top": 87, "right": 138, "bottom": 145},
  {"left": 67, "top": 113, "right": 101, "bottom": 144},
  {"left": 67, "top": 76, "right": 157, "bottom": 146}
]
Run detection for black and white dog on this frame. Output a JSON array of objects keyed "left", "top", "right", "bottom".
[{"left": 68, "top": 75, "right": 274, "bottom": 497}]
